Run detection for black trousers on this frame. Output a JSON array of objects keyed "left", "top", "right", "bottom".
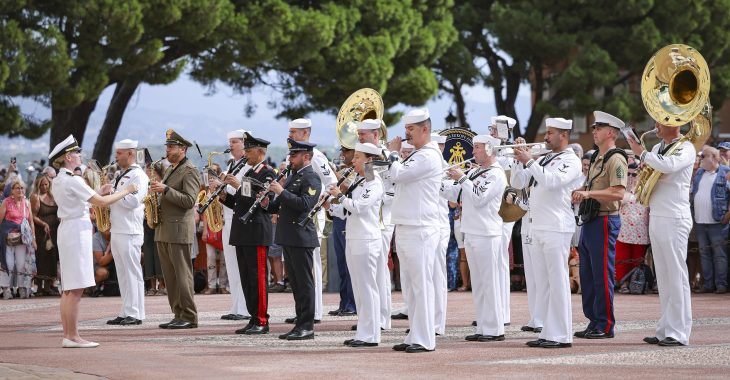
[
  {"left": 282, "top": 245, "right": 315, "bottom": 330},
  {"left": 236, "top": 245, "right": 270, "bottom": 326}
]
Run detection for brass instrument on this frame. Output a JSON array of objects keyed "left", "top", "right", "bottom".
[
  {"left": 87, "top": 160, "right": 116, "bottom": 232},
  {"left": 199, "top": 150, "right": 229, "bottom": 233},
  {"left": 143, "top": 157, "right": 165, "bottom": 229},
  {"left": 635, "top": 44, "right": 711, "bottom": 206},
  {"left": 487, "top": 142, "right": 546, "bottom": 157},
  {"left": 336, "top": 88, "right": 388, "bottom": 149}
]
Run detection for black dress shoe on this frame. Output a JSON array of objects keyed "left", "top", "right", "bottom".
[
  {"left": 392, "top": 343, "right": 409, "bottom": 351},
  {"left": 244, "top": 325, "right": 269, "bottom": 335},
  {"left": 533, "top": 327, "right": 542, "bottom": 333},
  {"left": 344, "top": 339, "right": 355, "bottom": 346},
  {"left": 526, "top": 339, "right": 546, "bottom": 347},
  {"left": 314, "top": 319, "right": 321, "bottom": 324},
  {"left": 585, "top": 330, "right": 614, "bottom": 339},
  {"left": 221, "top": 314, "right": 250, "bottom": 321},
  {"left": 328, "top": 309, "right": 342, "bottom": 316},
  {"left": 471, "top": 320, "right": 477, "bottom": 326},
  {"left": 658, "top": 337, "right": 684, "bottom": 346},
  {"left": 504, "top": 323, "right": 510, "bottom": 326},
  {"left": 540, "top": 340, "right": 572, "bottom": 348},
  {"left": 405, "top": 344, "right": 433, "bottom": 353},
  {"left": 643, "top": 336, "right": 660, "bottom": 344},
  {"left": 351, "top": 324, "right": 357, "bottom": 331},
  {"left": 279, "top": 330, "right": 294, "bottom": 340},
  {"left": 167, "top": 320, "right": 197, "bottom": 329},
  {"left": 477, "top": 335, "right": 505, "bottom": 342},
  {"left": 337, "top": 310, "right": 357, "bottom": 316},
  {"left": 465, "top": 334, "right": 482, "bottom": 341},
  {"left": 520, "top": 326, "right": 534, "bottom": 332},
  {"left": 285, "top": 317, "right": 297, "bottom": 324},
  {"left": 573, "top": 328, "right": 593, "bottom": 338},
  {"left": 235, "top": 323, "right": 254, "bottom": 334},
  {"left": 159, "top": 319, "right": 180, "bottom": 329},
  {"left": 286, "top": 329, "right": 314, "bottom": 340},
  {"left": 348, "top": 340, "right": 378, "bottom": 347},
  {"left": 106, "top": 316, "right": 125, "bottom": 325},
  {"left": 391, "top": 313, "right": 408, "bottom": 320},
  {"left": 119, "top": 316, "right": 142, "bottom": 326}
]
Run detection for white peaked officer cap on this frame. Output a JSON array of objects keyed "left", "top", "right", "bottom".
[
  {"left": 115, "top": 139, "right": 138, "bottom": 149},
  {"left": 403, "top": 108, "right": 430, "bottom": 125},
  {"left": 494, "top": 115, "right": 517, "bottom": 128},
  {"left": 401, "top": 141, "right": 414, "bottom": 149},
  {"left": 356, "top": 119, "right": 382, "bottom": 130},
  {"left": 473, "top": 134, "right": 501, "bottom": 146},
  {"left": 593, "top": 111, "right": 623, "bottom": 129},
  {"left": 227, "top": 129, "right": 246, "bottom": 139},
  {"left": 289, "top": 118, "right": 312, "bottom": 129},
  {"left": 545, "top": 117, "right": 573, "bottom": 130},
  {"left": 430, "top": 133, "right": 446, "bottom": 144},
  {"left": 48, "top": 134, "right": 80, "bottom": 161},
  {"left": 355, "top": 142, "right": 382, "bottom": 156}
]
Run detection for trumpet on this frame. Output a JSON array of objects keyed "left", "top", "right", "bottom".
[{"left": 487, "top": 142, "right": 546, "bottom": 157}]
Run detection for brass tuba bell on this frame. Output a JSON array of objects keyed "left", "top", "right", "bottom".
[
  {"left": 336, "top": 88, "right": 388, "bottom": 149},
  {"left": 635, "top": 44, "right": 712, "bottom": 205}
]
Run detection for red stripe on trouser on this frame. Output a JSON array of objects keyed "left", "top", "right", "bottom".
[
  {"left": 602, "top": 216, "right": 613, "bottom": 333},
  {"left": 257, "top": 246, "right": 268, "bottom": 326}
]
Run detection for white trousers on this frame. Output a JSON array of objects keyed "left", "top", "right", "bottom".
[
  {"left": 465, "top": 233, "right": 504, "bottom": 336},
  {"left": 522, "top": 233, "right": 545, "bottom": 329},
  {"left": 499, "top": 221, "right": 514, "bottom": 324},
  {"left": 206, "top": 244, "right": 228, "bottom": 288},
  {"left": 313, "top": 209, "right": 326, "bottom": 320},
  {"left": 433, "top": 225, "right": 449, "bottom": 335},
  {"left": 348, "top": 238, "right": 381, "bottom": 343},
  {"left": 379, "top": 223, "right": 394, "bottom": 329},
  {"left": 532, "top": 229, "right": 573, "bottom": 343},
  {"left": 650, "top": 215, "right": 692, "bottom": 345},
  {"left": 223, "top": 213, "right": 248, "bottom": 316},
  {"left": 110, "top": 233, "right": 145, "bottom": 320},
  {"left": 0, "top": 244, "right": 32, "bottom": 288},
  {"left": 397, "top": 225, "right": 438, "bottom": 350}
]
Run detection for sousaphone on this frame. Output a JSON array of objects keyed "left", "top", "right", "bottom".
[{"left": 336, "top": 88, "right": 388, "bottom": 149}]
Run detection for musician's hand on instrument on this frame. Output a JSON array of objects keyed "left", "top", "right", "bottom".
[
  {"left": 446, "top": 168, "right": 465, "bottom": 181},
  {"left": 223, "top": 174, "right": 240, "bottom": 189},
  {"left": 260, "top": 193, "right": 270, "bottom": 208},
  {"left": 505, "top": 193, "right": 516, "bottom": 205},
  {"left": 387, "top": 136, "right": 402, "bottom": 153},
  {"left": 99, "top": 183, "right": 113, "bottom": 195},
  {"left": 512, "top": 146, "right": 532, "bottom": 164},
  {"left": 323, "top": 199, "right": 331, "bottom": 209},
  {"left": 627, "top": 136, "right": 644, "bottom": 156},
  {"left": 271, "top": 214, "right": 279, "bottom": 224},
  {"left": 209, "top": 176, "right": 221, "bottom": 189},
  {"left": 149, "top": 181, "right": 166, "bottom": 194},
  {"left": 269, "top": 180, "right": 283, "bottom": 195},
  {"left": 328, "top": 185, "right": 342, "bottom": 198}
]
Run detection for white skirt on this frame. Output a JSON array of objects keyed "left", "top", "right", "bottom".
[{"left": 58, "top": 218, "right": 95, "bottom": 291}]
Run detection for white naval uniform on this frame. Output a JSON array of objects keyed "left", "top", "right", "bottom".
[
  {"left": 389, "top": 141, "right": 443, "bottom": 351},
  {"left": 109, "top": 164, "right": 149, "bottom": 320},
  {"left": 51, "top": 168, "right": 97, "bottom": 291},
  {"left": 496, "top": 154, "right": 514, "bottom": 325},
  {"left": 442, "top": 162, "right": 506, "bottom": 336},
  {"left": 310, "top": 148, "right": 338, "bottom": 319},
  {"left": 641, "top": 138, "right": 695, "bottom": 345},
  {"left": 510, "top": 148, "right": 581, "bottom": 343},
  {"left": 378, "top": 146, "right": 395, "bottom": 329},
  {"left": 329, "top": 175, "right": 384, "bottom": 343},
  {"left": 223, "top": 157, "right": 250, "bottom": 317},
  {"left": 434, "top": 157, "right": 450, "bottom": 336}
]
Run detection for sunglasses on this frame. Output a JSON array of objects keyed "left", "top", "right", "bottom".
[{"left": 628, "top": 172, "right": 638, "bottom": 177}]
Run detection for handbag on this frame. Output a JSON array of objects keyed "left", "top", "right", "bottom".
[{"left": 6, "top": 231, "right": 22, "bottom": 246}]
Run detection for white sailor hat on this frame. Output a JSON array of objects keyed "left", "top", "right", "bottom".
[
  {"left": 545, "top": 117, "right": 573, "bottom": 130},
  {"left": 494, "top": 115, "right": 517, "bottom": 129},
  {"left": 355, "top": 142, "right": 382, "bottom": 156},
  {"left": 288, "top": 118, "right": 312, "bottom": 129},
  {"left": 473, "top": 134, "right": 501, "bottom": 147},
  {"left": 430, "top": 133, "right": 446, "bottom": 144},
  {"left": 592, "top": 111, "right": 623, "bottom": 129},
  {"left": 48, "top": 134, "right": 81, "bottom": 162},
  {"left": 356, "top": 119, "right": 381, "bottom": 130},
  {"left": 227, "top": 129, "right": 246, "bottom": 140},
  {"left": 401, "top": 141, "right": 414, "bottom": 149},
  {"left": 403, "top": 108, "right": 430, "bottom": 125},
  {"left": 114, "top": 139, "right": 138, "bottom": 149}
]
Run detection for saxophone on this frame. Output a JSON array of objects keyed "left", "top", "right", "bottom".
[
  {"left": 87, "top": 160, "right": 116, "bottom": 232},
  {"left": 200, "top": 150, "right": 228, "bottom": 233},
  {"left": 143, "top": 157, "right": 165, "bottom": 229}
]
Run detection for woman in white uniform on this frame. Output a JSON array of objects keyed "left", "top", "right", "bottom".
[
  {"left": 327, "top": 142, "right": 384, "bottom": 348},
  {"left": 49, "top": 135, "right": 137, "bottom": 348}
]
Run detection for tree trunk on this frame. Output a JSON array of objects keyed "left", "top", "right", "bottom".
[
  {"left": 50, "top": 99, "right": 99, "bottom": 153},
  {"left": 523, "top": 66, "right": 546, "bottom": 143},
  {"left": 92, "top": 79, "right": 141, "bottom": 165},
  {"left": 453, "top": 81, "right": 470, "bottom": 129}
]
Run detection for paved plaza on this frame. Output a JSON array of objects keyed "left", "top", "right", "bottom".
[{"left": 1, "top": 291, "right": 729, "bottom": 379}]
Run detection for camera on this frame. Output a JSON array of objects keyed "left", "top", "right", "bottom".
[{"left": 10, "top": 157, "right": 16, "bottom": 164}]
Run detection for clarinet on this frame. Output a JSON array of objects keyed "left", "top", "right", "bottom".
[
  {"left": 297, "top": 167, "right": 355, "bottom": 227},
  {"left": 239, "top": 164, "right": 291, "bottom": 223},
  {"left": 197, "top": 158, "right": 247, "bottom": 214}
]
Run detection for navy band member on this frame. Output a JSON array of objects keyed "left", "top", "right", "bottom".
[
  {"left": 269, "top": 139, "right": 322, "bottom": 340},
  {"left": 627, "top": 121, "right": 695, "bottom": 346},
  {"left": 572, "top": 111, "right": 627, "bottom": 340},
  {"left": 105, "top": 139, "right": 150, "bottom": 326},
  {"left": 151, "top": 129, "right": 201, "bottom": 330},
  {"left": 49, "top": 135, "right": 137, "bottom": 348},
  {"left": 511, "top": 118, "right": 582, "bottom": 348},
  {"left": 220, "top": 133, "right": 276, "bottom": 335},
  {"left": 327, "top": 142, "right": 385, "bottom": 347},
  {"left": 386, "top": 108, "right": 443, "bottom": 353},
  {"left": 432, "top": 132, "right": 449, "bottom": 336},
  {"left": 443, "top": 134, "right": 507, "bottom": 342}
]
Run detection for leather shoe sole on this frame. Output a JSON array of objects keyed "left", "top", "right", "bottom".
[
  {"left": 643, "top": 336, "right": 660, "bottom": 344},
  {"left": 167, "top": 321, "right": 197, "bottom": 329},
  {"left": 328, "top": 309, "right": 341, "bottom": 316},
  {"left": 658, "top": 337, "right": 684, "bottom": 346},
  {"left": 585, "top": 331, "right": 614, "bottom": 339},
  {"left": 286, "top": 330, "right": 314, "bottom": 340},
  {"left": 520, "top": 326, "right": 534, "bottom": 332},
  {"left": 392, "top": 343, "right": 409, "bottom": 351},
  {"left": 465, "top": 334, "right": 482, "bottom": 341},
  {"left": 337, "top": 310, "right": 357, "bottom": 317},
  {"left": 391, "top": 313, "right": 408, "bottom": 320},
  {"left": 106, "top": 316, "right": 124, "bottom": 325},
  {"left": 235, "top": 324, "right": 254, "bottom": 334},
  {"left": 159, "top": 319, "right": 179, "bottom": 329},
  {"left": 221, "top": 314, "right": 250, "bottom": 321},
  {"left": 574, "top": 329, "right": 593, "bottom": 338},
  {"left": 285, "top": 317, "right": 320, "bottom": 324},
  {"left": 405, "top": 344, "right": 434, "bottom": 353}
]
